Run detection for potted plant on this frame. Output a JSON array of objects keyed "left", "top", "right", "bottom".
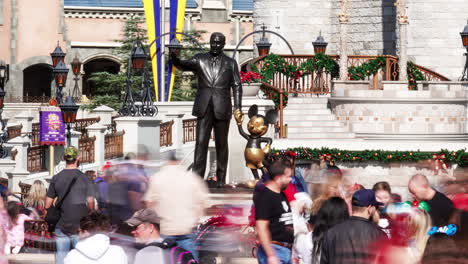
[{"left": 240, "top": 71, "right": 262, "bottom": 97}]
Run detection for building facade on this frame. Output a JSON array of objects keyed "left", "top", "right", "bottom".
[
  {"left": 0, "top": 0, "right": 254, "bottom": 101},
  {"left": 253, "top": 0, "right": 468, "bottom": 80}
]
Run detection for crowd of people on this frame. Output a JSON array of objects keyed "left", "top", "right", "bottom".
[
  {"left": 253, "top": 152, "right": 468, "bottom": 264},
  {"left": 0, "top": 146, "right": 466, "bottom": 264}
]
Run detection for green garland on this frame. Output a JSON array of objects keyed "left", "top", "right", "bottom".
[
  {"left": 272, "top": 147, "right": 468, "bottom": 167},
  {"left": 272, "top": 92, "right": 288, "bottom": 108},
  {"left": 348, "top": 57, "right": 386, "bottom": 80},
  {"left": 407, "top": 61, "right": 425, "bottom": 90},
  {"left": 260, "top": 53, "right": 339, "bottom": 83}
]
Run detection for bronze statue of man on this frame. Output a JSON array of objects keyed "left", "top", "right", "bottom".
[{"left": 170, "top": 32, "right": 243, "bottom": 187}]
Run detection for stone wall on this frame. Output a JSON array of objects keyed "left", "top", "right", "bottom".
[
  {"left": 407, "top": 0, "right": 468, "bottom": 80},
  {"left": 253, "top": 0, "right": 396, "bottom": 55},
  {"left": 254, "top": 0, "right": 467, "bottom": 78}
]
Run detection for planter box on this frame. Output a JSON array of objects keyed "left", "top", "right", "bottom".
[{"left": 242, "top": 83, "right": 261, "bottom": 97}]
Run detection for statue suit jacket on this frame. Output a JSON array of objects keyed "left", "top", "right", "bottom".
[{"left": 172, "top": 52, "right": 243, "bottom": 120}]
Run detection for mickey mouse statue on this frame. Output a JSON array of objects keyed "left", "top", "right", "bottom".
[{"left": 234, "top": 105, "right": 278, "bottom": 179}]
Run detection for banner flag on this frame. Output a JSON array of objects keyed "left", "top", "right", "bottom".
[
  {"left": 166, "top": 0, "right": 187, "bottom": 101},
  {"left": 143, "top": 0, "right": 162, "bottom": 101},
  {"left": 39, "top": 106, "right": 65, "bottom": 146}
]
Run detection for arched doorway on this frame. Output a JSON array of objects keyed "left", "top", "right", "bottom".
[
  {"left": 82, "top": 58, "right": 120, "bottom": 96},
  {"left": 23, "top": 64, "right": 53, "bottom": 100}
]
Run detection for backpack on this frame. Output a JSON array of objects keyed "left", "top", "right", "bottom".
[{"left": 146, "top": 239, "right": 198, "bottom": 264}]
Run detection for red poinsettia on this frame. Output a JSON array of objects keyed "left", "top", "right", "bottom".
[{"left": 240, "top": 71, "right": 262, "bottom": 84}]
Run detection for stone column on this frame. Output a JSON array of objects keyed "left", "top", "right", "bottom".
[
  {"left": 396, "top": 0, "right": 408, "bottom": 81},
  {"left": 14, "top": 111, "right": 34, "bottom": 134},
  {"left": 339, "top": 0, "right": 350, "bottom": 81},
  {"left": 91, "top": 105, "right": 114, "bottom": 129},
  {"left": 87, "top": 123, "right": 107, "bottom": 167},
  {"left": 8, "top": 135, "right": 30, "bottom": 172},
  {"left": 165, "top": 112, "right": 185, "bottom": 150},
  {"left": 115, "top": 117, "right": 161, "bottom": 159},
  {"left": 6, "top": 135, "right": 30, "bottom": 195},
  {"left": 70, "top": 130, "right": 81, "bottom": 148}
]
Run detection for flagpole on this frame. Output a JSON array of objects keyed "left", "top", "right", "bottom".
[{"left": 160, "top": 0, "right": 166, "bottom": 102}]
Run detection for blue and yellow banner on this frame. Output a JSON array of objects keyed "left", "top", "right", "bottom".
[
  {"left": 166, "top": 0, "right": 187, "bottom": 101},
  {"left": 143, "top": 0, "right": 161, "bottom": 101}
]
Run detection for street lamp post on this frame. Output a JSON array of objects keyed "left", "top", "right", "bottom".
[
  {"left": 59, "top": 96, "right": 79, "bottom": 147},
  {"left": 312, "top": 31, "right": 328, "bottom": 54},
  {"left": 460, "top": 21, "right": 468, "bottom": 81},
  {"left": 70, "top": 56, "right": 82, "bottom": 99},
  {"left": 0, "top": 60, "right": 9, "bottom": 158},
  {"left": 119, "top": 31, "right": 202, "bottom": 116},
  {"left": 256, "top": 24, "right": 272, "bottom": 56},
  {"left": 312, "top": 32, "right": 329, "bottom": 90},
  {"left": 51, "top": 43, "right": 69, "bottom": 104}
]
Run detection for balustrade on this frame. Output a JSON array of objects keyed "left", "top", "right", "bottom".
[
  {"left": 160, "top": 120, "right": 174, "bottom": 147},
  {"left": 183, "top": 118, "right": 197, "bottom": 143},
  {"left": 104, "top": 131, "right": 125, "bottom": 160},
  {"left": 7, "top": 124, "right": 23, "bottom": 140},
  {"left": 27, "top": 145, "right": 47, "bottom": 173},
  {"left": 78, "top": 136, "right": 96, "bottom": 164}
]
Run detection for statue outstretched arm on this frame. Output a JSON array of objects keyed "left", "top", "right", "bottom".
[{"left": 170, "top": 52, "right": 198, "bottom": 72}]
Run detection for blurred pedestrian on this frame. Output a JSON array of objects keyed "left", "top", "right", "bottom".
[
  {"left": 23, "top": 180, "right": 47, "bottom": 217},
  {"left": 64, "top": 212, "right": 127, "bottom": 264},
  {"left": 5, "top": 201, "right": 32, "bottom": 254},
  {"left": 294, "top": 196, "right": 349, "bottom": 264},
  {"left": 143, "top": 155, "right": 208, "bottom": 261},
  {"left": 372, "top": 181, "right": 393, "bottom": 235},
  {"left": 254, "top": 159, "right": 294, "bottom": 264},
  {"left": 45, "top": 146, "right": 95, "bottom": 264},
  {"left": 408, "top": 174, "right": 454, "bottom": 226},
  {"left": 127, "top": 208, "right": 197, "bottom": 264},
  {"left": 320, "top": 189, "right": 387, "bottom": 264}
]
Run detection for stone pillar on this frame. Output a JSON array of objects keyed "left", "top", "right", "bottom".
[
  {"left": 114, "top": 117, "right": 161, "bottom": 159},
  {"left": 70, "top": 130, "right": 81, "bottom": 148},
  {"left": 6, "top": 135, "right": 30, "bottom": 195},
  {"left": 396, "top": 0, "right": 408, "bottom": 81},
  {"left": 0, "top": 159, "right": 16, "bottom": 179},
  {"left": 165, "top": 113, "right": 185, "bottom": 150},
  {"left": 87, "top": 123, "right": 107, "bottom": 167},
  {"left": 8, "top": 135, "right": 30, "bottom": 172},
  {"left": 14, "top": 111, "right": 34, "bottom": 134},
  {"left": 91, "top": 105, "right": 114, "bottom": 128},
  {"left": 339, "top": 0, "right": 350, "bottom": 81}
]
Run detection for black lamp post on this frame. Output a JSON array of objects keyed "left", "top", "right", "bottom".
[
  {"left": 460, "top": 21, "right": 468, "bottom": 81},
  {"left": 312, "top": 31, "right": 328, "bottom": 54},
  {"left": 120, "top": 40, "right": 157, "bottom": 117},
  {"left": 255, "top": 24, "right": 272, "bottom": 56},
  {"left": 167, "top": 38, "right": 183, "bottom": 57},
  {"left": 50, "top": 42, "right": 66, "bottom": 68},
  {"left": 53, "top": 61, "right": 69, "bottom": 105},
  {"left": 70, "top": 55, "right": 82, "bottom": 99},
  {"left": 59, "top": 96, "right": 79, "bottom": 147},
  {"left": 0, "top": 60, "right": 9, "bottom": 158}
]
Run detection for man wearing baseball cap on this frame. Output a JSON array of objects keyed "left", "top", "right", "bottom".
[
  {"left": 126, "top": 209, "right": 165, "bottom": 264},
  {"left": 321, "top": 189, "right": 387, "bottom": 264},
  {"left": 45, "top": 146, "right": 95, "bottom": 264}
]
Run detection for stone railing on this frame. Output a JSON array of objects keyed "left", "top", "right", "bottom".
[
  {"left": 160, "top": 120, "right": 174, "bottom": 147},
  {"left": 74, "top": 117, "right": 100, "bottom": 138},
  {"left": 78, "top": 136, "right": 96, "bottom": 164},
  {"left": 183, "top": 118, "right": 197, "bottom": 143},
  {"left": 104, "top": 131, "right": 125, "bottom": 160},
  {"left": 27, "top": 145, "right": 47, "bottom": 173},
  {"left": 7, "top": 124, "right": 23, "bottom": 140}
]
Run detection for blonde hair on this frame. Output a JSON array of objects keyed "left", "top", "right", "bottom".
[
  {"left": 409, "top": 208, "right": 431, "bottom": 256},
  {"left": 311, "top": 178, "right": 344, "bottom": 214},
  {"left": 23, "top": 180, "right": 47, "bottom": 209}
]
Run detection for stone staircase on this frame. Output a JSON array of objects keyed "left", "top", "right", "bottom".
[{"left": 284, "top": 97, "right": 355, "bottom": 139}]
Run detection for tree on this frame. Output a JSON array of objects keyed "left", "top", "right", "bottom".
[{"left": 81, "top": 15, "right": 146, "bottom": 110}]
